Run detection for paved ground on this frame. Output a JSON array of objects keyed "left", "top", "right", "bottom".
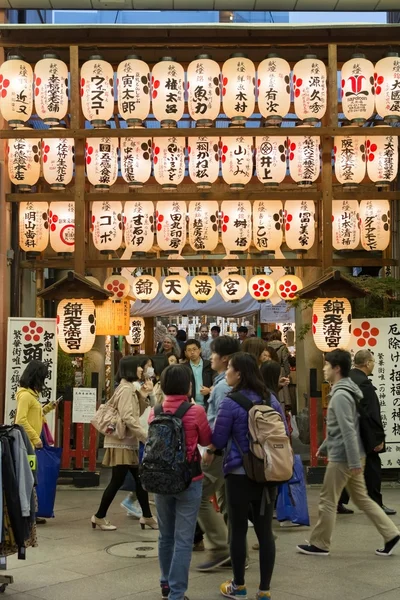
[{"left": 3, "top": 484, "right": 400, "bottom": 600}]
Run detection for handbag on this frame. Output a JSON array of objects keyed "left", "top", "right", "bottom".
[
  {"left": 276, "top": 455, "right": 310, "bottom": 526},
  {"left": 90, "top": 390, "right": 126, "bottom": 439},
  {"left": 42, "top": 421, "right": 55, "bottom": 446},
  {"left": 36, "top": 437, "right": 62, "bottom": 518}
]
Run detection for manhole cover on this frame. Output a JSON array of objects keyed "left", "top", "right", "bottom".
[{"left": 106, "top": 541, "right": 158, "bottom": 558}]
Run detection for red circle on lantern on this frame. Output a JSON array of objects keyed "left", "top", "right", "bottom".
[
  {"left": 265, "top": 283, "right": 271, "bottom": 289},
  {"left": 1, "top": 89, "right": 7, "bottom": 98},
  {"left": 263, "top": 291, "right": 269, "bottom": 298},
  {"left": 3, "top": 79, "right": 9, "bottom": 88},
  {"left": 60, "top": 224, "right": 75, "bottom": 246},
  {"left": 358, "top": 338, "right": 366, "bottom": 347},
  {"left": 43, "top": 155, "right": 47, "bottom": 163},
  {"left": 45, "top": 145, "right": 50, "bottom": 153},
  {"left": 370, "top": 144, "right": 377, "bottom": 152},
  {"left": 154, "top": 80, "right": 160, "bottom": 89},
  {"left": 25, "top": 335, "right": 32, "bottom": 341},
  {"left": 285, "top": 280, "right": 291, "bottom": 286},
  {"left": 30, "top": 321, "right": 36, "bottom": 328},
  {"left": 363, "top": 331, "right": 370, "bottom": 339},
  {"left": 223, "top": 77, "right": 228, "bottom": 86},
  {"left": 33, "top": 335, "right": 40, "bottom": 342},
  {"left": 157, "top": 224, "right": 162, "bottom": 231},
  {"left": 253, "top": 284, "right": 259, "bottom": 290},
  {"left": 361, "top": 321, "right": 370, "bottom": 330},
  {"left": 254, "top": 291, "right": 261, "bottom": 297},
  {"left": 312, "top": 325, "right": 316, "bottom": 334},
  {"left": 295, "top": 89, "right": 300, "bottom": 98},
  {"left": 353, "top": 328, "right": 362, "bottom": 337},
  {"left": 369, "top": 338, "right": 377, "bottom": 347},
  {"left": 313, "top": 314, "right": 318, "bottom": 324},
  {"left": 35, "top": 88, "right": 39, "bottom": 96},
  {"left": 222, "top": 224, "right": 227, "bottom": 232},
  {"left": 22, "top": 326, "right": 29, "bottom": 333},
  {"left": 37, "top": 326, "right": 43, "bottom": 334}
]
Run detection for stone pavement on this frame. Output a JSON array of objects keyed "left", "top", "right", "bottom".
[{"left": 4, "top": 485, "right": 400, "bottom": 600}]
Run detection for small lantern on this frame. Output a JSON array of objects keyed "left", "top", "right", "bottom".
[
  {"left": 156, "top": 200, "right": 186, "bottom": 254},
  {"left": 288, "top": 128, "right": 320, "bottom": 186},
  {"left": 132, "top": 275, "right": 159, "bottom": 303},
  {"left": 121, "top": 136, "right": 152, "bottom": 189},
  {"left": 293, "top": 55, "right": 327, "bottom": 124},
  {"left": 0, "top": 53, "right": 33, "bottom": 128},
  {"left": 188, "top": 136, "right": 220, "bottom": 190},
  {"left": 366, "top": 126, "right": 398, "bottom": 188},
  {"left": 332, "top": 200, "right": 360, "bottom": 251},
  {"left": 188, "top": 200, "right": 219, "bottom": 252},
  {"left": 257, "top": 54, "right": 290, "bottom": 125},
  {"left": 221, "top": 200, "right": 252, "bottom": 253},
  {"left": 126, "top": 316, "right": 145, "bottom": 345},
  {"left": 19, "top": 201, "right": 49, "bottom": 254},
  {"left": 81, "top": 55, "right": 114, "bottom": 127},
  {"left": 151, "top": 57, "right": 184, "bottom": 127},
  {"left": 334, "top": 128, "right": 366, "bottom": 189},
  {"left": 187, "top": 55, "right": 220, "bottom": 126},
  {"left": 104, "top": 273, "right": 130, "bottom": 301},
  {"left": 341, "top": 53, "right": 375, "bottom": 125},
  {"left": 360, "top": 199, "right": 390, "bottom": 251},
  {"left": 91, "top": 201, "right": 123, "bottom": 253},
  {"left": 162, "top": 275, "right": 189, "bottom": 303},
  {"left": 7, "top": 129, "right": 41, "bottom": 191},
  {"left": 220, "top": 275, "right": 247, "bottom": 303},
  {"left": 221, "top": 136, "right": 253, "bottom": 190},
  {"left": 42, "top": 131, "right": 74, "bottom": 190},
  {"left": 49, "top": 201, "right": 75, "bottom": 254},
  {"left": 312, "top": 298, "right": 352, "bottom": 352},
  {"left": 255, "top": 136, "right": 287, "bottom": 188},
  {"left": 117, "top": 55, "right": 150, "bottom": 127},
  {"left": 153, "top": 136, "right": 185, "bottom": 190},
  {"left": 86, "top": 136, "right": 118, "bottom": 191},
  {"left": 253, "top": 200, "right": 283, "bottom": 252},
  {"left": 248, "top": 275, "right": 275, "bottom": 302},
  {"left": 34, "top": 53, "right": 68, "bottom": 126},
  {"left": 124, "top": 200, "right": 154, "bottom": 253},
  {"left": 85, "top": 275, "right": 101, "bottom": 287},
  {"left": 284, "top": 200, "right": 315, "bottom": 250},
  {"left": 57, "top": 298, "right": 96, "bottom": 354},
  {"left": 374, "top": 53, "right": 400, "bottom": 125},
  {"left": 189, "top": 275, "right": 216, "bottom": 303},
  {"left": 222, "top": 54, "right": 255, "bottom": 125},
  {"left": 276, "top": 275, "right": 303, "bottom": 301}
]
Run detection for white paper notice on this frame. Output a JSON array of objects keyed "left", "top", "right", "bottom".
[{"left": 72, "top": 388, "right": 97, "bottom": 424}]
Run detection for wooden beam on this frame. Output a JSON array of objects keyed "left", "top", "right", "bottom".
[
  {"left": 21, "top": 258, "right": 322, "bottom": 269},
  {"left": 332, "top": 258, "right": 398, "bottom": 267},
  {"left": 328, "top": 44, "right": 338, "bottom": 129},
  {"left": 321, "top": 135, "right": 333, "bottom": 271}
]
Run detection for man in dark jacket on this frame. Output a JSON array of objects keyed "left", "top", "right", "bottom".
[{"left": 184, "top": 339, "right": 214, "bottom": 409}]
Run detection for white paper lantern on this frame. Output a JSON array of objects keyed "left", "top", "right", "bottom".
[
  {"left": 374, "top": 53, "right": 400, "bottom": 124},
  {"left": 103, "top": 273, "right": 130, "bottom": 301},
  {"left": 188, "top": 200, "right": 219, "bottom": 252},
  {"left": 156, "top": 200, "right": 186, "bottom": 254},
  {"left": 276, "top": 275, "right": 303, "bottom": 301},
  {"left": 248, "top": 275, "right": 275, "bottom": 302},
  {"left": 151, "top": 57, "right": 184, "bottom": 127},
  {"left": 257, "top": 54, "right": 290, "bottom": 125},
  {"left": 288, "top": 129, "right": 320, "bottom": 186},
  {"left": 85, "top": 275, "right": 101, "bottom": 287},
  {"left": 0, "top": 53, "right": 33, "bottom": 128},
  {"left": 34, "top": 53, "right": 68, "bottom": 126},
  {"left": 334, "top": 130, "right": 366, "bottom": 188},
  {"left": 86, "top": 137, "right": 118, "bottom": 191},
  {"left": 187, "top": 55, "right": 220, "bottom": 126},
  {"left": 221, "top": 136, "right": 253, "bottom": 190},
  {"left": 312, "top": 298, "right": 352, "bottom": 352},
  {"left": 341, "top": 54, "right": 375, "bottom": 125},
  {"left": 49, "top": 201, "right": 75, "bottom": 253},
  {"left": 57, "top": 298, "right": 96, "bottom": 354},
  {"left": 126, "top": 316, "right": 145, "bottom": 345},
  {"left": 132, "top": 275, "right": 159, "bottom": 303},
  {"left": 293, "top": 55, "right": 327, "bottom": 124},
  {"left": 42, "top": 131, "right": 74, "bottom": 190},
  {"left": 221, "top": 200, "right": 252, "bottom": 253},
  {"left": 255, "top": 136, "right": 287, "bottom": 187},
  {"left": 153, "top": 136, "right": 185, "bottom": 190},
  {"left": 121, "top": 136, "right": 152, "bottom": 189},
  {"left": 366, "top": 126, "right": 398, "bottom": 187},
  {"left": 19, "top": 201, "right": 49, "bottom": 254},
  {"left": 162, "top": 275, "right": 189, "bottom": 303},
  {"left": 7, "top": 129, "right": 41, "bottom": 191},
  {"left": 189, "top": 275, "right": 216, "bottom": 303},
  {"left": 284, "top": 200, "right": 315, "bottom": 250},
  {"left": 117, "top": 55, "right": 150, "bottom": 127},
  {"left": 222, "top": 54, "right": 255, "bottom": 124},
  {"left": 81, "top": 55, "right": 114, "bottom": 127},
  {"left": 220, "top": 274, "right": 247, "bottom": 303},
  {"left": 91, "top": 201, "right": 123, "bottom": 252},
  {"left": 188, "top": 136, "right": 220, "bottom": 190},
  {"left": 252, "top": 200, "right": 283, "bottom": 251},
  {"left": 332, "top": 200, "right": 360, "bottom": 251},
  {"left": 360, "top": 199, "right": 390, "bottom": 251},
  {"left": 124, "top": 200, "right": 154, "bottom": 253}
]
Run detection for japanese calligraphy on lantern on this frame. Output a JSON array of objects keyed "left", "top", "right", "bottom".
[
  {"left": 222, "top": 54, "right": 255, "bottom": 123},
  {"left": 221, "top": 136, "right": 253, "bottom": 189},
  {"left": 42, "top": 136, "right": 74, "bottom": 190},
  {"left": 332, "top": 199, "right": 360, "bottom": 250},
  {"left": 341, "top": 55, "right": 375, "bottom": 123},
  {"left": 19, "top": 201, "right": 49, "bottom": 253},
  {"left": 360, "top": 199, "right": 390, "bottom": 251},
  {"left": 189, "top": 275, "right": 216, "bottom": 303},
  {"left": 220, "top": 275, "right": 247, "bottom": 303},
  {"left": 293, "top": 56, "right": 327, "bottom": 123},
  {"left": 366, "top": 129, "right": 398, "bottom": 186},
  {"left": 221, "top": 200, "right": 252, "bottom": 252},
  {"left": 0, "top": 56, "right": 33, "bottom": 126},
  {"left": 34, "top": 56, "right": 68, "bottom": 126},
  {"left": 117, "top": 56, "right": 150, "bottom": 126},
  {"left": 162, "top": 275, "right": 189, "bottom": 303},
  {"left": 334, "top": 132, "right": 366, "bottom": 187},
  {"left": 188, "top": 136, "right": 220, "bottom": 190},
  {"left": 57, "top": 299, "right": 96, "bottom": 354},
  {"left": 374, "top": 55, "right": 400, "bottom": 123},
  {"left": 151, "top": 58, "right": 184, "bottom": 125},
  {"left": 124, "top": 200, "right": 154, "bottom": 253},
  {"left": 284, "top": 200, "right": 315, "bottom": 250},
  {"left": 121, "top": 137, "right": 152, "bottom": 188},
  {"left": 255, "top": 136, "right": 287, "bottom": 187},
  {"left": 156, "top": 200, "right": 186, "bottom": 253},
  {"left": 153, "top": 137, "right": 185, "bottom": 189},
  {"left": 312, "top": 298, "right": 352, "bottom": 352},
  {"left": 81, "top": 56, "right": 114, "bottom": 126},
  {"left": 288, "top": 132, "right": 320, "bottom": 186},
  {"left": 8, "top": 133, "right": 41, "bottom": 191},
  {"left": 132, "top": 276, "right": 159, "bottom": 302},
  {"left": 86, "top": 137, "right": 118, "bottom": 190},
  {"left": 187, "top": 56, "right": 220, "bottom": 124},
  {"left": 96, "top": 300, "right": 130, "bottom": 336},
  {"left": 349, "top": 318, "right": 400, "bottom": 469},
  {"left": 257, "top": 55, "right": 290, "bottom": 124},
  {"left": 188, "top": 200, "right": 219, "bottom": 252},
  {"left": 92, "top": 201, "right": 123, "bottom": 252},
  {"left": 49, "top": 201, "right": 75, "bottom": 253},
  {"left": 252, "top": 200, "right": 283, "bottom": 251},
  {"left": 126, "top": 316, "right": 145, "bottom": 345}
]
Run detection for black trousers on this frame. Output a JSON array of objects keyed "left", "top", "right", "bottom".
[
  {"left": 339, "top": 452, "right": 383, "bottom": 507},
  {"left": 96, "top": 465, "right": 152, "bottom": 519}
]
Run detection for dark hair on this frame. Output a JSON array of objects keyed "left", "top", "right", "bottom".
[
  {"left": 325, "top": 349, "right": 352, "bottom": 378},
  {"left": 237, "top": 326, "right": 248, "bottom": 334},
  {"left": 168, "top": 324, "right": 178, "bottom": 332},
  {"left": 19, "top": 360, "right": 48, "bottom": 393},
  {"left": 116, "top": 355, "right": 150, "bottom": 384},
  {"left": 176, "top": 329, "right": 187, "bottom": 342},
  {"left": 260, "top": 361, "right": 281, "bottom": 397},
  {"left": 211, "top": 325, "right": 221, "bottom": 334},
  {"left": 241, "top": 337, "right": 267, "bottom": 361},
  {"left": 185, "top": 338, "right": 201, "bottom": 351},
  {"left": 266, "top": 346, "right": 279, "bottom": 363},
  {"left": 161, "top": 364, "right": 191, "bottom": 396},
  {"left": 211, "top": 335, "right": 240, "bottom": 357},
  {"left": 270, "top": 329, "right": 282, "bottom": 341},
  {"left": 229, "top": 352, "right": 267, "bottom": 399}
]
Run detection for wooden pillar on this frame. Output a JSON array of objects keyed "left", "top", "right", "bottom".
[{"left": 144, "top": 317, "right": 155, "bottom": 355}]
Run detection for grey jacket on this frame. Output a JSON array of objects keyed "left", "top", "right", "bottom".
[{"left": 319, "top": 378, "right": 365, "bottom": 469}]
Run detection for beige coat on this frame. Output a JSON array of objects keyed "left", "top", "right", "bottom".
[{"left": 104, "top": 380, "right": 147, "bottom": 452}]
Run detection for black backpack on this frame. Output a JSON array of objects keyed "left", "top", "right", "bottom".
[{"left": 139, "top": 402, "right": 195, "bottom": 495}]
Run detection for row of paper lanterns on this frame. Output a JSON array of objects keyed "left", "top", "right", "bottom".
[{"left": 1, "top": 51, "right": 400, "bottom": 128}]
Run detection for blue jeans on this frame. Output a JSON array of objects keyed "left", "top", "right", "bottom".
[{"left": 155, "top": 479, "right": 203, "bottom": 600}]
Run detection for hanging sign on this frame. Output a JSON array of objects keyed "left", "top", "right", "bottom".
[
  {"left": 72, "top": 388, "right": 97, "bottom": 424},
  {"left": 95, "top": 300, "right": 130, "bottom": 336},
  {"left": 260, "top": 301, "right": 295, "bottom": 323}
]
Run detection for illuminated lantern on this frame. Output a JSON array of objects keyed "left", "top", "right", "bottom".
[
  {"left": 284, "top": 200, "right": 315, "bottom": 250},
  {"left": 341, "top": 54, "right": 375, "bottom": 125},
  {"left": 91, "top": 201, "right": 123, "bottom": 253},
  {"left": 0, "top": 53, "right": 33, "bottom": 128},
  {"left": 220, "top": 274, "right": 247, "bottom": 303},
  {"left": 332, "top": 200, "right": 360, "bottom": 251},
  {"left": 293, "top": 55, "right": 327, "bottom": 124},
  {"left": 360, "top": 200, "right": 390, "bottom": 251},
  {"left": 156, "top": 200, "right": 186, "bottom": 254},
  {"left": 312, "top": 298, "right": 352, "bottom": 352},
  {"left": 124, "top": 200, "right": 154, "bottom": 253},
  {"left": 162, "top": 275, "right": 189, "bottom": 303},
  {"left": 153, "top": 136, "right": 185, "bottom": 190},
  {"left": 121, "top": 136, "right": 152, "bottom": 189},
  {"left": 86, "top": 137, "right": 118, "bottom": 191},
  {"left": 132, "top": 275, "right": 159, "bottom": 303},
  {"left": 276, "top": 275, "right": 303, "bottom": 301},
  {"left": 366, "top": 126, "right": 398, "bottom": 188},
  {"left": 42, "top": 131, "right": 74, "bottom": 190},
  {"left": 188, "top": 136, "right": 219, "bottom": 190},
  {"left": 187, "top": 55, "right": 220, "bottom": 126},
  {"left": 7, "top": 129, "right": 41, "bottom": 191},
  {"left": 49, "top": 201, "right": 75, "bottom": 253},
  {"left": 151, "top": 57, "right": 184, "bottom": 127},
  {"left": 374, "top": 52, "right": 400, "bottom": 124},
  {"left": 81, "top": 55, "right": 114, "bottom": 127},
  {"left": 248, "top": 275, "right": 275, "bottom": 302},
  {"left": 104, "top": 273, "right": 130, "bottom": 301},
  {"left": 288, "top": 129, "right": 320, "bottom": 186},
  {"left": 34, "top": 53, "right": 68, "bottom": 126},
  {"left": 334, "top": 128, "right": 366, "bottom": 189},
  {"left": 252, "top": 200, "right": 283, "bottom": 251},
  {"left": 188, "top": 200, "right": 219, "bottom": 252},
  {"left": 19, "top": 201, "right": 49, "bottom": 254},
  {"left": 257, "top": 54, "right": 290, "bottom": 125},
  {"left": 255, "top": 136, "right": 287, "bottom": 187},
  {"left": 126, "top": 316, "right": 145, "bottom": 345},
  {"left": 222, "top": 54, "right": 255, "bottom": 124},
  {"left": 221, "top": 200, "right": 252, "bottom": 253},
  {"left": 57, "top": 298, "right": 96, "bottom": 354},
  {"left": 189, "top": 275, "right": 216, "bottom": 303},
  {"left": 117, "top": 55, "right": 150, "bottom": 127},
  {"left": 221, "top": 136, "right": 253, "bottom": 190}
]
